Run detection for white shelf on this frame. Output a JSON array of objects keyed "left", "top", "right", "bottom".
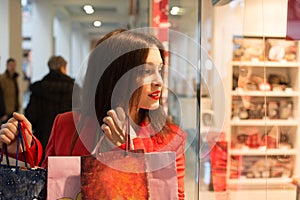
[
  {"left": 228, "top": 178, "right": 293, "bottom": 186},
  {"left": 230, "top": 119, "right": 298, "bottom": 126},
  {"left": 232, "top": 61, "right": 299, "bottom": 67},
  {"left": 231, "top": 90, "right": 299, "bottom": 97},
  {"left": 228, "top": 39, "right": 300, "bottom": 187},
  {"left": 230, "top": 148, "right": 297, "bottom": 156}
]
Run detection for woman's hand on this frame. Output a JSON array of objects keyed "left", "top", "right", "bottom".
[
  {"left": 101, "top": 107, "right": 127, "bottom": 146},
  {"left": 0, "top": 112, "right": 33, "bottom": 153}
]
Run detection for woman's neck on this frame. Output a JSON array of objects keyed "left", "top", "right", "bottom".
[{"left": 130, "top": 107, "right": 139, "bottom": 124}]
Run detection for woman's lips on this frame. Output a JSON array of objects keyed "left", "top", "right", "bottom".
[{"left": 148, "top": 90, "right": 161, "bottom": 100}]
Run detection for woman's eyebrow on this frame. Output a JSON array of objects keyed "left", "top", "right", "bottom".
[{"left": 145, "top": 62, "right": 163, "bottom": 66}]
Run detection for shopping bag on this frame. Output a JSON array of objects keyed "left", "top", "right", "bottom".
[
  {"left": 81, "top": 150, "right": 179, "bottom": 200},
  {"left": 81, "top": 116, "right": 179, "bottom": 200},
  {"left": 81, "top": 149, "right": 149, "bottom": 199},
  {"left": 145, "top": 151, "right": 178, "bottom": 200},
  {"left": 47, "top": 156, "right": 81, "bottom": 200},
  {"left": 0, "top": 121, "right": 47, "bottom": 199},
  {"left": 81, "top": 132, "right": 179, "bottom": 199},
  {"left": 207, "top": 131, "right": 228, "bottom": 192}
]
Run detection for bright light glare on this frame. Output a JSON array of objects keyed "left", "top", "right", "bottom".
[
  {"left": 93, "top": 20, "right": 102, "bottom": 27},
  {"left": 170, "top": 6, "right": 185, "bottom": 16},
  {"left": 170, "top": 6, "right": 180, "bottom": 15},
  {"left": 21, "top": 0, "right": 28, "bottom": 6},
  {"left": 83, "top": 5, "right": 94, "bottom": 14}
]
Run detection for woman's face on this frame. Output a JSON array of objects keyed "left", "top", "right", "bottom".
[{"left": 137, "top": 47, "right": 163, "bottom": 111}]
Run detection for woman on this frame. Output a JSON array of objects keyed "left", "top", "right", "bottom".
[{"left": 0, "top": 29, "right": 186, "bottom": 199}]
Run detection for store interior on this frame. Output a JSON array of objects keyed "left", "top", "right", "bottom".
[{"left": 198, "top": 0, "right": 300, "bottom": 199}]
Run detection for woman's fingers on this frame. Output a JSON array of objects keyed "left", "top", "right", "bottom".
[
  {"left": 13, "top": 112, "right": 32, "bottom": 130},
  {"left": 1, "top": 121, "right": 18, "bottom": 135},
  {"left": 102, "top": 108, "right": 128, "bottom": 146},
  {"left": 115, "top": 107, "right": 126, "bottom": 121},
  {"left": 0, "top": 133, "right": 14, "bottom": 144},
  {"left": 103, "top": 116, "right": 125, "bottom": 140},
  {"left": 101, "top": 123, "right": 112, "bottom": 140},
  {"left": 101, "top": 123, "right": 124, "bottom": 146},
  {"left": 107, "top": 109, "right": 125, "bottom": 132},
  {"left": 0, "top": 121, "right": 18, "bottom": 143},
  {"left": 1, "top": 127, "right": 16, "bottom": 140}
]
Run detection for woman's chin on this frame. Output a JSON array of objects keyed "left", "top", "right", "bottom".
[{"left": 141, "top": 103, "right": 160, "bottom": 111}]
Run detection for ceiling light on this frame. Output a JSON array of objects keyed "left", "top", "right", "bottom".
[
  {"left": 170, "top": 6, "right": 185, "bottom": 16},
  {"left": 21, "top": 0, "right": 28, "bottom": 6},
  {"left": 83, "top": 5, "right": 94, "bottom": 14},
  {"left": 93, "top": 20, "right": 102, "bottom": 27}
]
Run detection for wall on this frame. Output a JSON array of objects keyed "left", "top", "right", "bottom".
[{"left": 0, "top": 0, "right": 9, "bottom": 73}]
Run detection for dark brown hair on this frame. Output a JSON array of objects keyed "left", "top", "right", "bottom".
[
  {"left": 6, "top": 58, "right": 16, "bottom": 66},
  {"left": 47, "top": 55, "right": 67, "bottom": 71}
]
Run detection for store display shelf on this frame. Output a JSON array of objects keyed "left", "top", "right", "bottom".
[
  {"left": 230, "top": 149, "right": 297, "bottom": 156},
  {"left": 230, "top": 119, "right": 298, "bottom": 126},
  {"left": 231, "top": 90, "right": 299, "bottom": 97},
  {"left": 232, "top": 61, "right": 299, "bottom": 68},
  {"left": 228, "top": 178, "right": 293, "bottom": 186},
  {"left": 229, "top": 37, "right": 300, "bottom": 188}
]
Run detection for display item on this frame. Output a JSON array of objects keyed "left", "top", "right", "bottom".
[
  {"left": 248, "top": 103, "right": 263, "bottom": 119},
  {"left": 279, "top": 129, "right": 292, "bottom": 149},
  {"left": 268, "top": 74, "right": 289, "bottom": 91},
  {"left": 261, "top": 134, "right": 278, "bottom": 149},
  {"left": 239, "top": 108, "right": 249, "bottom": 119},
  {"left": 232, "top": 36, "right": 264, "bottom": 61},
  {"left": 268, "top": 101, "right": 279, "bottom": 119},
  {"left": 258, "top": 83, "right": 271, "bottom": 91},
  {"left": 246, "top": 133, "right": 260, "bottom": 148},
  {"left": 279, "top": 100, "right": 293, "bottom": 119},
  {"left": 266, "top": 38, "right": 298, "bottom": 62}
]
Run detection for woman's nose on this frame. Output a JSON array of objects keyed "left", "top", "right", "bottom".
[{"left": 152, "top": 71, "right": 163, "bottom": 86}]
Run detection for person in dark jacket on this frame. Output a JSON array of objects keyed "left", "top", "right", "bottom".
[{"left": 25, "top": 55, "right": 77, "bottom": 157}]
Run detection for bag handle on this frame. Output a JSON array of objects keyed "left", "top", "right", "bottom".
[
  {"left": 0, "top": 143, "right": 10, "bottom": 166},
  {"left": 0, "top": 122, "right": 28, "bottom": 170},
  {"left": 16, "top": 121, "right": 29, "bottom": 168},
  {"left": 19, "top": 121, "right": 43, "bottom": 167},
  {"left": 125, "top": 115, "right": 130, "bottom": 152}
]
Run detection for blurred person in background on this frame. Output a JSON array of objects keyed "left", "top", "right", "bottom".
[
  {"left": 25, "top": 55, "right": 76, "bottom": 158},
  {"left": 0, "top": 58, "right": 20, "bottom": 123}
]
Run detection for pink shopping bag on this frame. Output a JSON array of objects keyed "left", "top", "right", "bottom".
[
  {"left": 47, "top": 156, "right": 81, "bottom": 200},
  {"left": 145, "top": 152, "right": 178, "bottom": 200}
]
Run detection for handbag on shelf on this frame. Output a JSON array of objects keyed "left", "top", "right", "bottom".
[{"left": 0, "top": 121, "right": 47, "bottom": 200}]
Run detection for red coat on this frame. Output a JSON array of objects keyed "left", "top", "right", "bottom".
[{"left": 42, "top": 111, "right": 186, "bottom": 199}]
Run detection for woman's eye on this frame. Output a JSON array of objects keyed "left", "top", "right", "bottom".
[
  {"left": 144, "top": 69, "right": 152, "bottom": 74},
  {"left": 158, "top": 67, "right": 163, "bottom": 72}
]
